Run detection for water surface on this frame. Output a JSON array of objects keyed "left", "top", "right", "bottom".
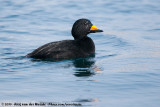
[{"left": 0, "top": 0, "right": 160, "bottom": 107}]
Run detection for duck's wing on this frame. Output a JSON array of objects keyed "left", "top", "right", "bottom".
[{"left": 26, "top": 40, "right": 80, "bottom": 59}]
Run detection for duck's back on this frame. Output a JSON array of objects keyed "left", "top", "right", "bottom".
[
  {"left": 26, "top": 40, "right": 78, "bottom": 59},
  {"left": 26, "top": 39, "right": 94, "bottom": 60},
  {"left": 26, "top": 37, "right": 95, "bottom": 60}
]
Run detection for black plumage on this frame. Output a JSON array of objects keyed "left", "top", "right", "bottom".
[{"left": 26, "top": 19, "right": 103, "bottom": 60}]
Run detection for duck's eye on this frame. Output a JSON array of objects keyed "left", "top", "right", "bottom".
[{"left": 84, "top": 21, "right": 88, "bottom": 25}]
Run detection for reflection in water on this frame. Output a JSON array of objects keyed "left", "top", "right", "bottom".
[
  {"left": 74, "top": 69, "right": 95, "bottom": 77},
  {"left": 28, "top": 54, "right": 101, "bottom": 77},
  {"left": 72, "top": 55, "right": 96, "bottom": 77},
  {"left": 72, "top": 55, "right": 95, "bottom": 68}
]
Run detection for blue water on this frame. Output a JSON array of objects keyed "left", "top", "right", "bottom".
[{"left": 0, "top": 0, "right": 160, "bottom": 107}]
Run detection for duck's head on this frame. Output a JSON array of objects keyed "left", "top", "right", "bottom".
[{"left": 72, "top": 18, "right": 103, "bottom": 40}]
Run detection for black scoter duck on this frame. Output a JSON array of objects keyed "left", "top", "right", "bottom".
[{"left": 26, "top": 19, "right": 103, "bottom": 60}]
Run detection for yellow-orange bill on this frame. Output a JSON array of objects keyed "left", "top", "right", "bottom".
[{"left": 90, "top": 25, "right": 98, "bottom": 30}]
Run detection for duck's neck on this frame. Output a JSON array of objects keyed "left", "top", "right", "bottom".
[{"left": 76, "top": 36, "right": 95, "bottom": 54}]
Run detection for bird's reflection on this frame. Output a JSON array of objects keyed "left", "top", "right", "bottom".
[
  {"left": 72, "top": 55, "right": 95, "bottom": 77},
  {"left": 29, "top": 54, "right": 98, "bottom": 77}
]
